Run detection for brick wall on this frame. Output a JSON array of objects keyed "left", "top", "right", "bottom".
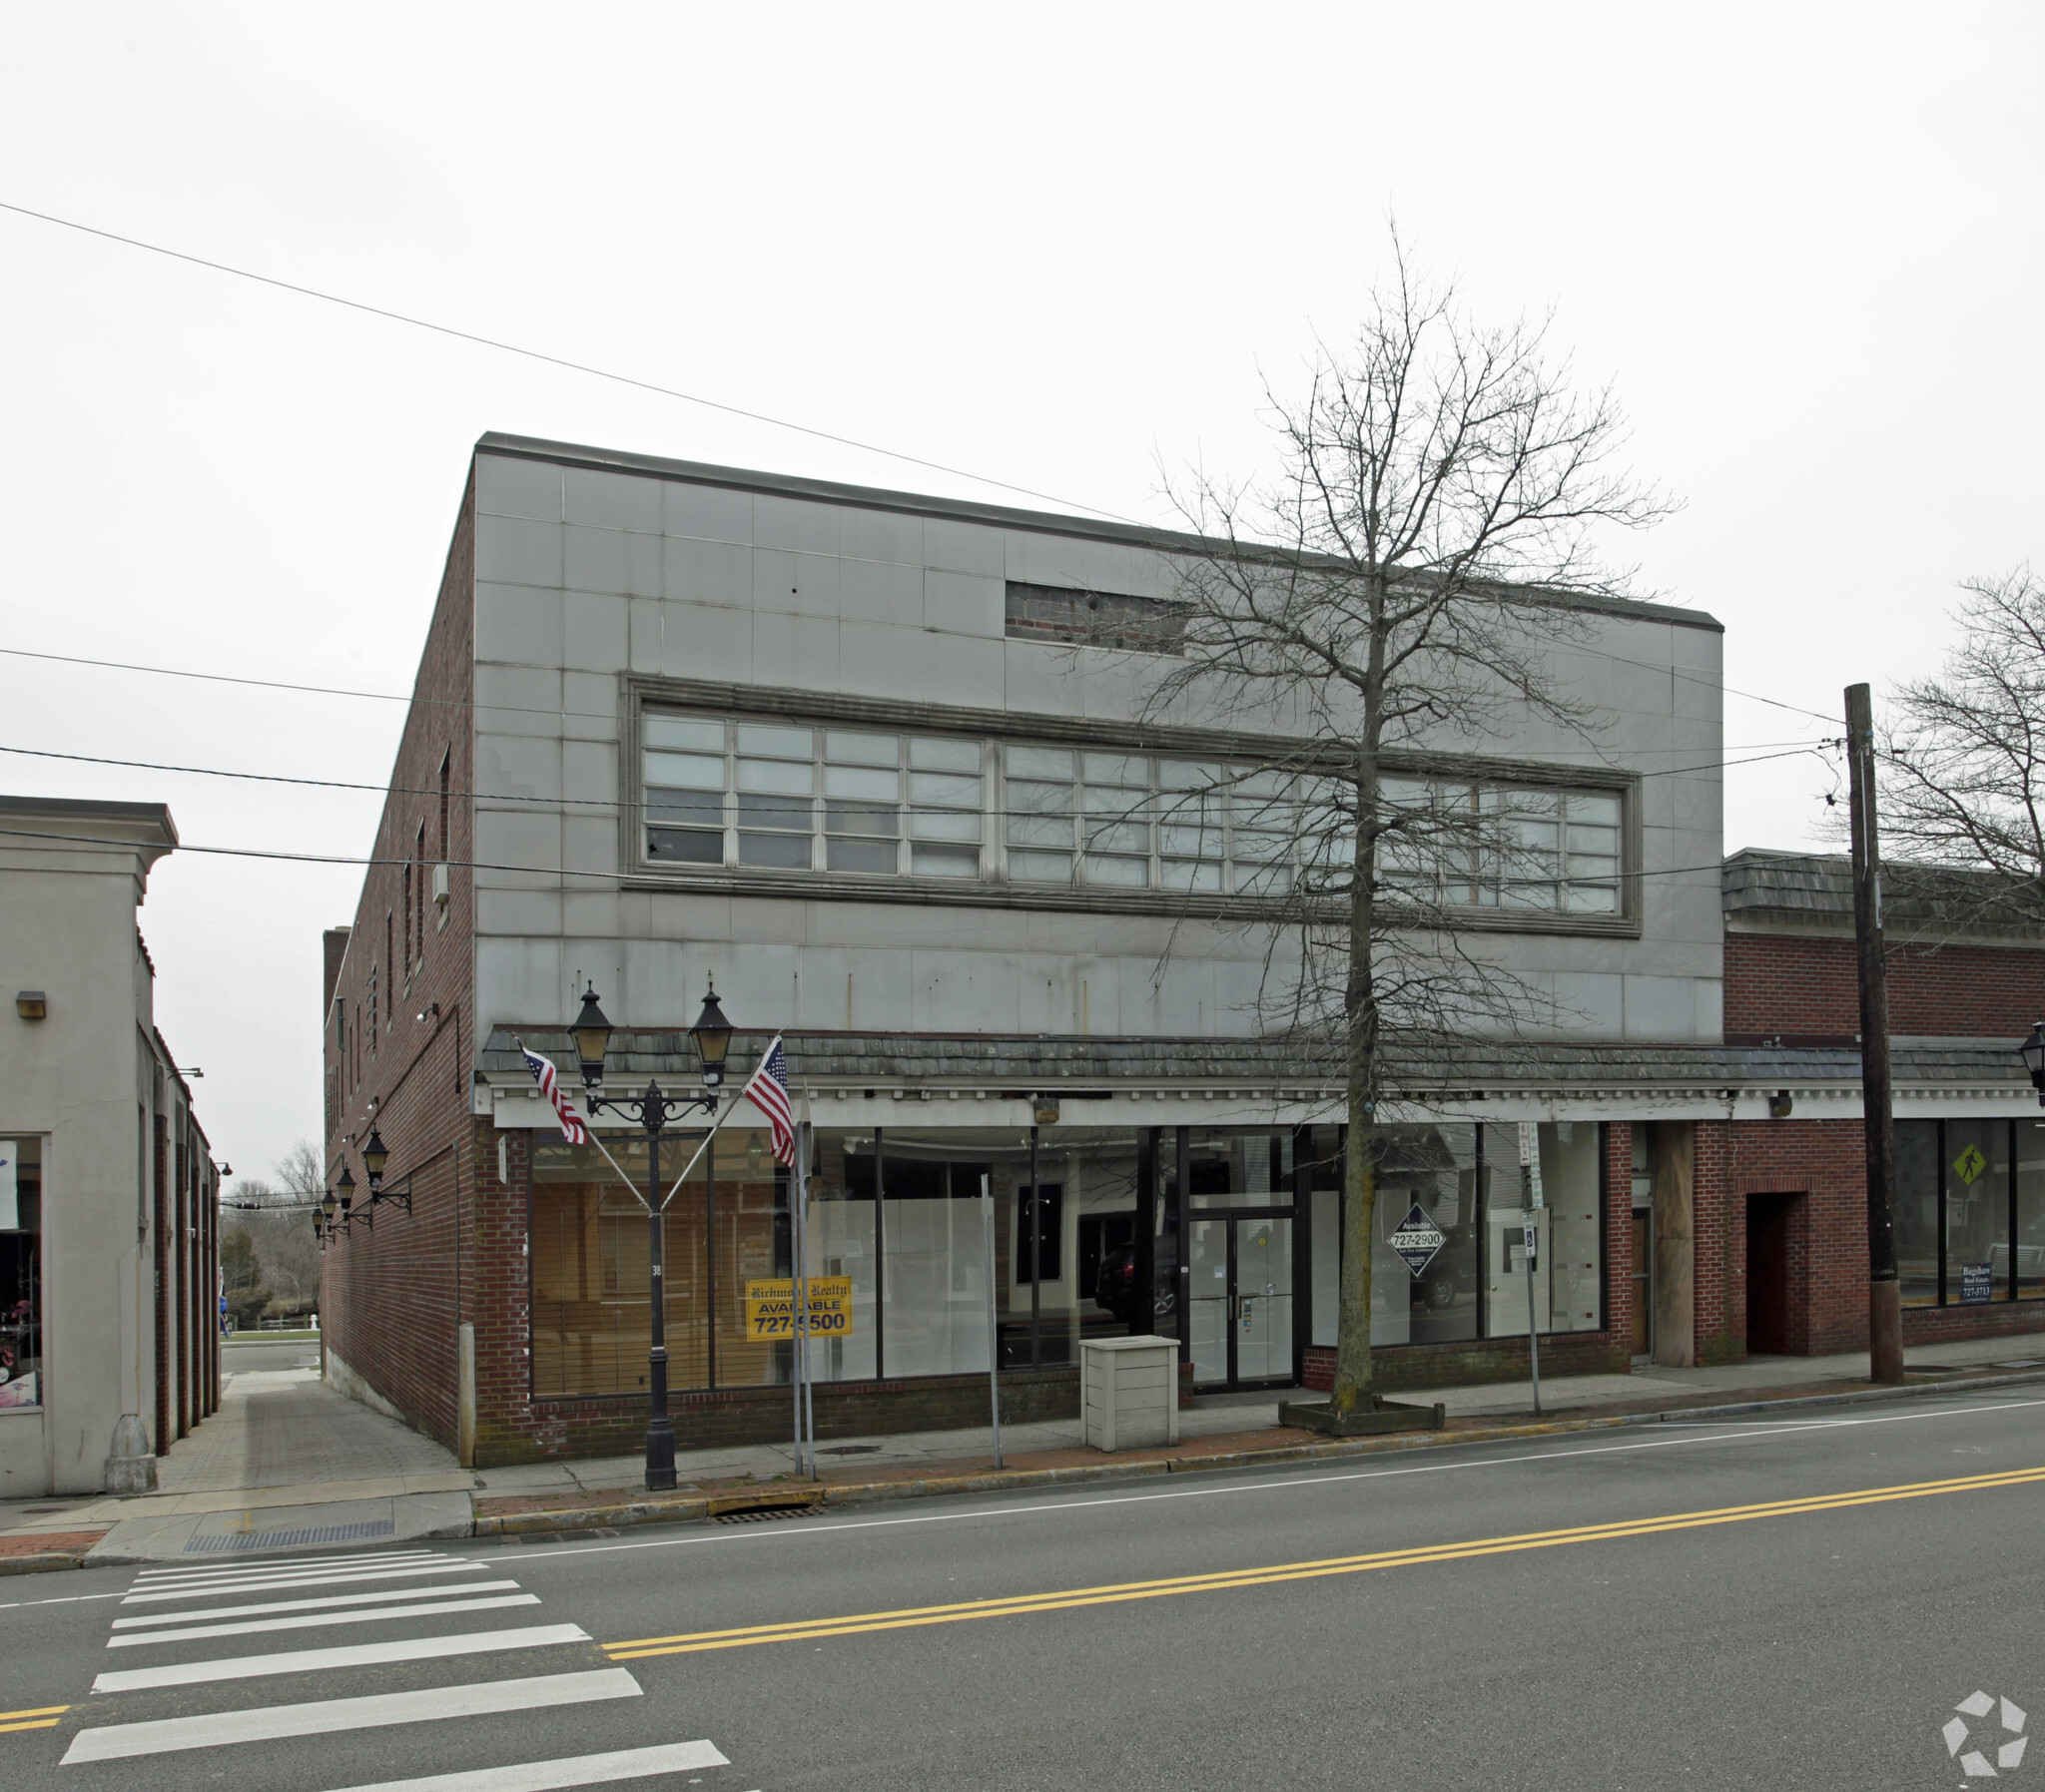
[
  {"left": 320, "top": 471, "right": 478, "bottom": 1451},
  {"left": 1726, "top": 931, "right": 2045, "bottom": 1042},
  {"left": 1732, "top": 1116, "right": 2045, "bottom": 1354}
]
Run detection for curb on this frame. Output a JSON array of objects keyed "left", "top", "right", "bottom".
[
  {"left": 0, "top": 1550, "right": 97, "bottom": 1576},
  {"left": 472, "top": 1416, "right": 1636, "bottom": 1536},
  {"left": 1614, "top": 1365, "right": 2045, "bottom": 1425},
  {"left": 18, "top": 1367, "right": 2045, "bottom": 1571},
  {"left": 472, "top": 1367, "right": 2045, "bottom": 1539}
]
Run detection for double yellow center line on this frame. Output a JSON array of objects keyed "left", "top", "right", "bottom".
[
  {"left": 0, "top": 1707, "right": 67, "bottom": 1735},
  {"left": 605, "top": 1462, "right": 2045, "bottom": 1660}
]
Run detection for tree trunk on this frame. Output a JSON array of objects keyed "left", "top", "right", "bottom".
[{"left": 1330, "top": 606, "right": 1386, "bottom": 1415}]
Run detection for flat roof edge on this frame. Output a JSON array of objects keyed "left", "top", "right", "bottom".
[{"left": 474, "top": 432, "right": 1724, "bottom": 634}]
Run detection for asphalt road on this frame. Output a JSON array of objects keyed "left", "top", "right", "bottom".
[
  {"left": 9, "top": 1389, "right": 2045, "bottom": 1791},
  {"left": 221, "top": 1341, "right": 321, "bottom": 1371}
]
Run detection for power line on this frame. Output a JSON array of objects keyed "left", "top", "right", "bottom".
[
  {"left": 0, "top": 738, "right": 1836, "bottom": 820},
  {"left": 0, "top": 821, "right": 1777, "bottom": 887},
  {"left": 2, "top": 638, "right": 1844, "bottom": 742},
  {"left": 0, "top": 205, "right": 1843, "bottom": 732},
  {"left": 0, "top": 199, "right": 1132, "bottom": 523}
]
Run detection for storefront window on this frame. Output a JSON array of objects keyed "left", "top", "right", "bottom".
[
  {"left": 802, "top": 1136, "right": 878, "bottom": 1384},
  {"left": 876, "top": 1138, "right": 989, "bottom": 1380},
  {"left": 529, "top": 1130, "right": 782, "bottom": 1399},
  {"left": 1482, "top": 1122, "right": 1603, "bottom": 1339},
  {"left": 2017, "top": 1121, "right": 2045, "bottom": 1299},
  {"left": 812, "top": 1128, "right": 1139, "bottom": 1377},
  {"left": 1372, "top": 1124, "right": 1479, "bottom": 1347},
  {"left": 1946, "top": 1119, "right": 2011, "bottom": 1305},
  {"left": 0, "top": 1138, "right": 41, "bottom": 1410},
  {"left": 1308, "top": 1126, "right": 1342, "bottom": 1349},
  {"left": 1895, "top": 1121, "right": 1940, "bottom": 1307}
]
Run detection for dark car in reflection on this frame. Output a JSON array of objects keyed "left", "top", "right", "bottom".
[{"left": 1095, "top": 1240, "right": 1177, "bottom": 1328}]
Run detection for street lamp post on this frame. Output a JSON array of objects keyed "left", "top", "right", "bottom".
[
  {"left": 569, "top": 980, "right": 733, "bottom": 1492},
  {"left": 2020, "top": 1022, "right": 2045, "bottom": 1107}
]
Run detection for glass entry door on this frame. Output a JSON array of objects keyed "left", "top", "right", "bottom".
[{"left": 1188, "top": 1215, "right": 1294, "bottom": 1388}]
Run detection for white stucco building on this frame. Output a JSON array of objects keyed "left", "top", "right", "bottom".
[{"left": 0, "top": 797, "right": 218, "bottom": 1496}]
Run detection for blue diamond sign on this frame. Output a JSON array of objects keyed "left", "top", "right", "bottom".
[{"left": 1389, "top": 1203, "right": 1448, "bottom": 1277}]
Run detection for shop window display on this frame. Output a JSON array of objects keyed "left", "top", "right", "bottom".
[
  {"left": 0, "top": 1138, "right": 40, "bottom": 1409},
  {"left": 1945, "top": 1119, "right": 2010, "bottom": 1304},
  {"left": 2016, "top": 1121, "right": 2045, "bottom": 1298},
  {"left": 1895, "top": 1121, "right": 1941, "bottom": 1307}
]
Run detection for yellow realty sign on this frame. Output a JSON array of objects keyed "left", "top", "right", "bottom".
[{"left": 744, "top": 1277, "right": 855, "bottom": 1341}]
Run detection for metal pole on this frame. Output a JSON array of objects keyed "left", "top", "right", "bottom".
[
  {"left": 787, "top": 1152, "right": 803, "bottom": 1476},
  {"left": 1027, "top": 1124, "right": 1041, "bottom": 1366},
  {"left": 1522, "top": 1160, "right": 1542, "bottom": 1418},
  {"left": 798, "top": 1122, "right": 815, "bottom": 1478},
  {"left": 705, "top": 1128, "right": 716, "bottom": 1391},
  {"left": 983, "top": 1172, "right": 1003, "bottom": 1468},
  {"left": 1846, "top": 682, "right": 1906, "bottom": 1384},
  {"left": 645, "top": 1122, "right": 677, "bottom": 1492}
]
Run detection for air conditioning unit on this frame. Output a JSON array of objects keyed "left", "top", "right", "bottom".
[{"left": 432, "top": 864, "right": 450, "bottom": 906}]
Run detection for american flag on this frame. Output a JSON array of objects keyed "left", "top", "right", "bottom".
[
  {"left": 519, "top": 1043, "right": 590, "bottom": 1145},
  {"left": 741, "top": 1035, "right": 798, "bottom": 1168}
]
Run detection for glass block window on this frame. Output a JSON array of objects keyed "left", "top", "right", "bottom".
[{"left": 641, "top": 706, "right": 1624, "bottom": 914}]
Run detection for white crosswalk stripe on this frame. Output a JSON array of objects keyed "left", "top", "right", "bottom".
[
  {"left": 92, "top": 1622, "right": 592, "bottom": 1693},
  {"left": 130, "top": 1549, "right": 448, "bottom": 1584},
  {"left": 120, "top": 1558, "right": 489, "bottom": 1602},
  {"left": 61, "top": 1666, "right": 644, "bottom": 1763},
  {"left": 315, "top": 1738, "right": 732, "bottom": 1792},
  {"left": 63, "top": 1548, "right": 741, "bottom": 1788},
  {"left": 111, "top": 1578, "right": 527, "bottom": 1627},
  {"left": 108, "top": 1592, "right": 542, "bottom": 1646}
]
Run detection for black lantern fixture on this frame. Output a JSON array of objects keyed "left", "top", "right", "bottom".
[
  {"left": 362, "top": 1128, "right": 389, "bottom": 1194},
  {"left": 336, "top": 1165, "right": 356, "bottom": 1220},
  {"left": 321, "top": 1186, "right": 338, "bottom": 1222},
  {"left": 690, "top": 982, "right": 734, "bottom": 1089},
  {"left": 2021, "top": 1021, "right": 2045, "bottom": 1107},
  {"left": 573, "top": 985, "right": 613, "bottom": 1088}
]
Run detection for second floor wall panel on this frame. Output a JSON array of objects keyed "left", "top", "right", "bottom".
[{"left": 466, "top": 444, "right": 1725, "bottom": 1049}]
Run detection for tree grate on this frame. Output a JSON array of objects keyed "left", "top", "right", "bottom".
[{"left": 185, "top": 1519, "right": 397, "bottom": 1553}]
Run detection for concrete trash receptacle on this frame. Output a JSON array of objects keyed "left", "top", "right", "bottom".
[{"left": 1081, "top": 1336, "right": 1180, "bottom": 1453}]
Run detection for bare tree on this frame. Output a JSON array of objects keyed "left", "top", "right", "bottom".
[
  {"left": 1880, "top": 568, "right": 2045, "bottom": 923},
  {"left": 220, "top": 1142, "right": 328, "bottom": 1322},
  {"left": 1146, "top": 240, "right": 1668, "bottom": 1414}
]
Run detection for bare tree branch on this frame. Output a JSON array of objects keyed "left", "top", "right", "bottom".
[{"left": 1146, "top": 232, "right": 1670, "bottom": 1413}]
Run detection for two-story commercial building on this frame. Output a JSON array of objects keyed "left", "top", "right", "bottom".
[{"left": 317, "top": 432, "right": 1778, "bottom": 1466}]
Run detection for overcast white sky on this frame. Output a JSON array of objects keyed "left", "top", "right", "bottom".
[{"left": 2, "top": 4, "right": 2038, "bottom": 1188}]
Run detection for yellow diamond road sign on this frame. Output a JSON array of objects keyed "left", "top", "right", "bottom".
[{"left": 1954, "top": 1144, "right": 1987, "bottom": 1184}]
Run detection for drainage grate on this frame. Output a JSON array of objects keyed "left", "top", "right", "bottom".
[
  {"left": 714, "top": 1505, "right": 822, "bottom": 1525},
  {"left": 818, "top": 1445, "right": 882, "bottom": 1457},
  {"left": 185, "top": 1519, "right": 396, "bottom": 1554}
]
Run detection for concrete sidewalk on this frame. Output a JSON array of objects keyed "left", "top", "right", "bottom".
[
  {"left": 0, "top": 1364, "right": 471, "bottom": 1567},
  {"left": 4, "top": 1334, "right": 2041, "bottom": 1568}
]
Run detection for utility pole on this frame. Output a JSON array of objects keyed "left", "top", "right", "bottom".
[{"left": 1845, "top": 683, "right": 1905, "bottom": 1384}]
